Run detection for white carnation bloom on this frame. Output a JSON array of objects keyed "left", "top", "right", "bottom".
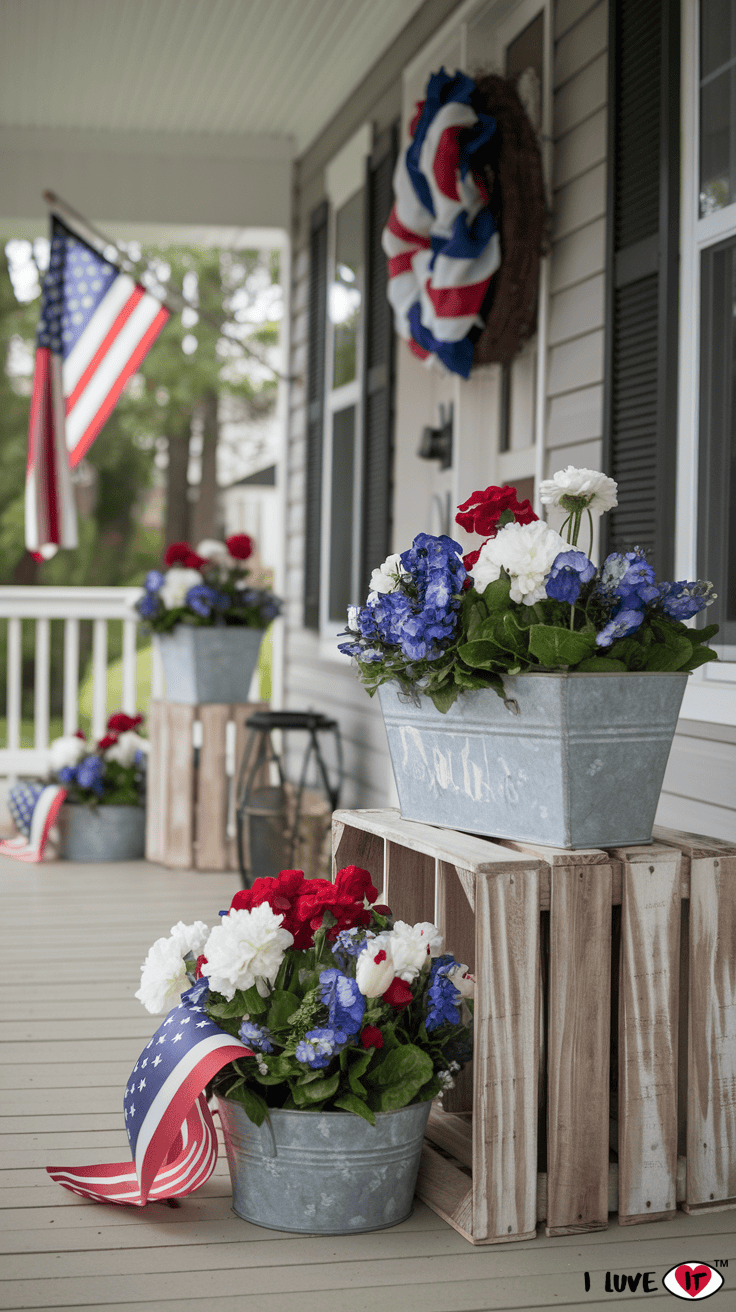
[
  {"left": 368, "top": 553, "right": 408, "bottom": 596},
  {"left": 196, "top": 539, "right": 234, "bottom": 580},
  {"left": 383, "top": 920, "right": 443, "bottom": 982},
  {"left": 135, "top": 935, "right": 190, "bottom": 1014},
  {"left": 159, "top": 567, "right": 203, "bottom": 610},
  {"left": 539, "top": 466, "right": 618, "bottom": 515},
  {"left": 201, "top": 903, "right": 293, "bottom": 1001},
  {"left": 473, "top": 521, "right": 568, "bottom": 605},
  {"left": 168, "top": 920, "right": 210, "bottom": 958},
  {"left": 48, "top": 734, "right": 87, "bottom": 773},
  {"left": 104, "top": 730, "right": 149, "bottom": 766}
]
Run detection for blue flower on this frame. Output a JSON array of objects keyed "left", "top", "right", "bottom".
[
  {"left": 331, "top": 928, "right": 370, "bottom": 969},
  {"left": 295, "top": 1026, "right": 347, "bottom": 1069},
  {"left": 57, "top": 765, "right": 76, "bottom": 784},
  {"left": 239, "top": 1021, "right": 273, "bottom": 1053},
  {"left": 658, "top": 580, "right": 717, "bottom": 620},
  {"left": 426, "top": 956, "right": 462, "bottom": 1032},
  {"left": 144, "top": 570, "right": 165, "bottom": 593},
  {"left": 595, "top": 608, "right": 646, "bottom": 647},
  {"left": 137, "top": 591, "right": 161, "bottom": 620},
  {"left": 185, "top": 585, "right": 230, "bottom": 618},
  {"left": 319, "top": 967, "right": 365, "bottom": 1037},
  {"left": 76, "top": 755, "right": 106, "bottom": 795},
  {"left": 545, "top": 550, "right": 596, "bottom": 604},
  {"left": 598, "top": 551, "right": 659, "bottom": 609}
]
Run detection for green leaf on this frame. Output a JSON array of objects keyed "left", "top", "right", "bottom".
[
  {"left": 364, "top": 1045, "right": 434, "bottom": 1111},
  {"left": 681, "top": 646, "right": 719, "bottom": 671},
  {"left": 239, "top": 984, "right": 268, "bottom": 1016},
  {"left": 266, "top": 991, "right": 302, "bottom": 1030},
  {"left": 645, "top": 635, "right": 693, "bottom": 671},
  {"left": 296, "top": 1072, "right": 339, "bottom": 1105},
  {"left": 333, "top": 1093, "right": 376, "bottom": 1125},
  {"left": 456, "top": 638, "right": 508, "bottom": 671},
  {"left": 481, "top": 573, "right": 512, "bottom": 613},
  {"left": 528, "top": 625, "right": 596, "bottom": 668},
  {"left": 206, "top": 991, "right": 250, "bottom": 1020},
  {"left": 348, "top": 1050, "right": 372, "bottom": 1097},
  {"left": 573, "top": 656, "right": 627, "bottom": 672},
  {"left": 696, "top": 623, "right": 720, "bottom": 644},
  {"left": 465, "top": 603, "right": 486, "bottom": 641},
  {"left": 220, "top": 1082, "right": 269, "bottom": 1126},
  {"left": 606, "top": 637, "right": 647, "bottom": 669},
  {"left": 427, "top": 682, "right": 459, "bottom": 714}
]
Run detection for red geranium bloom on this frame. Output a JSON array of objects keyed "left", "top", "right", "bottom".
[
  {"left": 107, "top": 712, "right": 144, "bottom": 733},
  {"left": 225, "top": 533, "right": 253, "bottom": 561},
  {"left": 455, "top": 485, "right": 537, "bottom": 538},
  {"left": 231, "top": 869, "right": 312, "bottom": 948},
  {"left": 183, "top": 550, "right": 207, "bottom": 570},
  {"left": 382, "top": 978, "right": 413, "bottom": 1009},
  {"left": 296, "top": 865, "right": 379, "bottom": 943},
  {"left": 98, "top": 733, "right": 119, "bottom": 751},
  {"left": 195, "top": 954, "right": 208, "bottom": 980},
  {"left": 360, "top": 1025, "right": 384, "bottom": 1050},
  {"left": 164, "top": 541, "right": 194, "bottom": 566},
  {"left": 74, "top": 729, "right": 86, "bottom": 740}
]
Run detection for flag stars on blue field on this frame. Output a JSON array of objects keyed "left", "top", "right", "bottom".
[
  {"left": 138, "top": 1079, "right": 146, "bottom": 1092},
  {"left": 37, "top": 226, "right": 117, "bottom": 358},
  {"left": 153, "top": 1055, "right": 162, "bottom": 1067}
]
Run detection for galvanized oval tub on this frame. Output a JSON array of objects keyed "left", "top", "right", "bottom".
[
  {"left": 378, "top": 671, "right": 688, "bottom": 849},
  {"left": 61, "top": 803, "right": 145, "bottom": 861},
  {"left": 217, "top": 1099, "right": 431, "bottom": 1234}
]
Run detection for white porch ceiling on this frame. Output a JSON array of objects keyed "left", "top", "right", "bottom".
[{"left": 0, "top": 0, "right": 426, "bottom": 152}]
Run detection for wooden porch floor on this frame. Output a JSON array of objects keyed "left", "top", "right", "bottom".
[{"left": 1, "top": 857, "right": 734, "bottom": 1312}]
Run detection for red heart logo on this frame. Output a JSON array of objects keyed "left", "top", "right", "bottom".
[{"left": 675, "top": 1265, "right": 712, "bottom": 1296}]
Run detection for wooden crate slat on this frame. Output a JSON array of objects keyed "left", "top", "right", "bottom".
[
  {"left": 163, "top": 703, "right": 196, "bottom": 868},
  {"left": 195, "top": 705, "right": 231, "bottom": 871},
  {"left": 332, "top": 822, "right": 384, "bottom": 889},
  {"left": 384, "top": 842, "right": 435, "bottom": 925},
  {"left": 436, "top": 863, "right": 475, "bottom": 1115},
  {"left": 473, "top": 861, "right": 540, "bottom": 1243},
  {"left": 415, "top": 1142, "right": 473, "bottom": 1239},
  {"left": 144, "top": 700, "right": 166, "bottom": 864},
  {"left": 685, "top": 851, "right": 736, "bottom": 1210},
  {"left": 616, "top": 844, "right": 682, "bottom": 1224},
  {"left": 545, "top": 860, "right": 612, "bottom": 1235}
]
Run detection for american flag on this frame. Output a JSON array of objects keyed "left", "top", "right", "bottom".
[
  {"left": 26, "top": 215, "right": 170, "bottom": 556},
  {"left": 382, "top": 69, "right": 500, "bottom": 378},
  {"left": 47, "top": 982, "right": 252, "bottom": 1206}
]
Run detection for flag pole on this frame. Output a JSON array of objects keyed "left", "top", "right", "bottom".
[{"left": 42, "top": 189, "right": 295, "bottom": 384}]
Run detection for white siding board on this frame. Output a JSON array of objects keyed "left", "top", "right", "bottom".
[
  {"left": 555, "top": 0, "right": 603, "bottom": 41},
  {"left": 552, "top": 163, "right": 606, "bottom": 240},
  {"left": 554, "top": 52, "right": 607, "bottom": 137},
  {"left": 549, "top": 217, "right": 606, "bottom": 293},
  {"left": 544, "top": 436, "right": 602, "bottom": 479},
  {"left": 554, "top": 1, "right": 607, "bottom": 88},
  {"left": 660, "top": 733, "right": 736, "bottom": 813},
  {"left": 547, "top": 327, "right": 604, "bottom": 395},
  {"left": 656, "top": 793, "right": 736, "bottom": 844},
  {"left": 547, "top": 383, "right": 603, "bottom": 447},
  {"left": 549, "top": 273, "right": 605, "bottom": 345},
  {"left": 553, "top": 107, "right": 606, "bottom": 188}
]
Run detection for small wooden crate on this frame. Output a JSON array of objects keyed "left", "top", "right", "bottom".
[
  {"left": 332, "top": 808, "right": 736, "bottom": 1245},
  {"left": 146, "top": 699, "right": 267, "bottom": 871}
]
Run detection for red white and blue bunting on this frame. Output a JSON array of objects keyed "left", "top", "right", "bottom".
[{"left": 382, "top": 69, "right": 500, "bottom": 378}]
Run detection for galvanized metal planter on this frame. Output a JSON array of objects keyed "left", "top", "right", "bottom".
[
  {"left": 61, "top": 803, "right": 145, "bottom": 861},
  {"left": 154, "top": 625, "right": 264, "bottom": 704},
  {"left": 378, "top": 672, "right": 688, "bottom": 849},
  {"left": 217, "top": 1099, "right": 431, "bottom": 1234}
]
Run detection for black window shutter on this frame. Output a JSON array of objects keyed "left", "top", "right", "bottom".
[
  {"left": 602, "top": 0, "right": 680, "bottom": 575},
  {"left": 304, "top": 202, "right": 328, "bottom": 630},
  {"left": 360, "top": 124, "right": 399, "bottom": 600}
]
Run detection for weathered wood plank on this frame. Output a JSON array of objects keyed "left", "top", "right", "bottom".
[
  {"left": 332, "top": 823, "right": 384, "bottom": 890},
  {"left": 546, "top": 860, "right": 611, "bottom": 1235},
  {"left": 144, "top": 699, "right": 165, "bottom": 864},
  {"left": 163, "top": 703, "right": 196, "bottom": 868},
  {"left": 685, "top": 852, "right": 736, "bottom": 1210},
  {"left": 384, "top": 842, "right": 434, "bottom": 926},
  {"left": 615, "top": 844, "right": 682, "bottom": 1224},
  {"left": 194, "top": 704, "right": 230, "bottom": 871},
  {"left": 436, "top": 863, "right": 475, "bottom": 1115},
  {"left": 415, "top": 1142, "right": 473, "bottom": 1240},
  {"left": 473, "top": 863, "right": 540, "bottom": 1243}
]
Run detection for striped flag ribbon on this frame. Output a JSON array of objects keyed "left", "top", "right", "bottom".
[
  {"left": 47, "top": 982, "right": 252, "bottom": 1206},
  {"left": 26, "top": 214, "right": 170, "bottom": 557},
  {"left": 382, "top": 69, "right": 500, "bottom": 378}
]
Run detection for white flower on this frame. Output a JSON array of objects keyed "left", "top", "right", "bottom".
[
  {"left": 445, "top": 963, "right": 475, "bottom": 999},
  {"left": 159, "top": 567, "right": 203, "bottom": 610},
  {"left": 539, "top": 466, "right": 618, "bottom": 515},
  {"left": 48, "top": 735, "right": 87, "bottom": 774},
  {"left": 135, "top": 935, "right": 190, "bottom": 1014},
  {"left": 368, "top": 553, "right": 408, "bottom": 596},
  {"left": 168, "top": 920, "right": 210, "bottom": 958},
  {"left": 382, "top": 920, "right": 443, "bottom": 982},
  {"left": 346, "top": 605, "right": 361, "bottom": 632},
  {"left": 196, "top": 538, "right": 229, "bottom": 563},
  {"left": 473, "top": 521, "right": 568, "bottom": 605},
  {"left": 201, "top": 904, "right": 293, "bottom": 1001},
  {"left": 104, "top": 731, "right": 149, "bottom": 766},
  {"left": 355, "top": 941, "right": 396, "bottom": 997}
]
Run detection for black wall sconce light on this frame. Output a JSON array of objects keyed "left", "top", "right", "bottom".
[{"left": 417, "top": 402, "right": 453, "bottom": 470}]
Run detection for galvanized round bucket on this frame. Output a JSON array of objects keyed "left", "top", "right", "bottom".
[
  {"left": 61, "top": 803, "right": 145, "bottom": 861},
  {"left": 217, "top": 1099, "right": 431, "bottom": 1234}
]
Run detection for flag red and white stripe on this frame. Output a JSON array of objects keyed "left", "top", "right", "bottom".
[{"left": 0, "top": 785, "right": 66, "bottom": 863}]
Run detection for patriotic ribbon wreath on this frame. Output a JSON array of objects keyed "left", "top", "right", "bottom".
[
  {"left": 383, "top": 68, "right": 501, "bottom": 378},
  {"left": 47, "top": 982, "right": 253, "bottom": 1206}
]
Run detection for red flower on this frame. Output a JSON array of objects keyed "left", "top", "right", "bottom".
[
  {"left": 296, "top": 865, "right": 379, "bottom": 943},
  {"left": 230, "top": 869, "right": 312, "bottom": 948},
  {"left": 455, "top": 485, "right": 537, "bottom": 538},
  {"left": 183, "top": 550, "right": 207, "bottom": 570},
  {"left": 195, "top": 954, "right": 208, "bottom": 980},
  {"left": 225, "top": 533, "right": 253, "bottom": 561},
  {"left": 98, "top": 733, "right": 119, "bottom": 751},
  {"left": 372, "top": 905, "right": 391, "bottom": 917},
  {"left": 360, "top": 1025, "right": 384, "bottom": 1050},
  {"left": 164, "top": 541, "right": 194, "bottom": 566},
  {"left": 107, "top": 712, "right": 144, "bottom": 733},
  {"left": 382, "top": 978, "right": 413, "bottom": 1009},
  {"left": 74, "top": 729, "right": 86, "bottom": 740}
]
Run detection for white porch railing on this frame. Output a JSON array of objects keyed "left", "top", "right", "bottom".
[{"left": 0, "top": 586, "right": 163, "bottom": 776}]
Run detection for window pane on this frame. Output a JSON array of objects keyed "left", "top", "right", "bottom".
[
  {"left": 329, "top": 406, "right": 355, "bottom": 621},
  {"left": 330, "top": 190, "right": 364, "bottom": 388},
  {"left": 698, "top": 237, "right": 736, "bottom": 649},
  {"left": 700, "top": 0, "right": 736, "bottom": 214}
]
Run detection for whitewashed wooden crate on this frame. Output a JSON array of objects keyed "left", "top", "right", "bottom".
[{"left": 332, "top": 809, "right": 736, "bottom": 1245}]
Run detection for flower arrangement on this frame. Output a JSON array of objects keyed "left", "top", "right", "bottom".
[
  {"left": 135, "top": 534, "right": 282, "bottom": 634},
  {"left": 135, "top": 865, "right": 474, "bottom": 1126},
  {"left": 50, "top": 712, "right": 148, "bottom": 806},
  {"left": 339, "top": 466, "right": 718, "bottom": 711}
]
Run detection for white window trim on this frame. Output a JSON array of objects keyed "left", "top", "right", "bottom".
[{"left": 677, "top": 0, "right": 736, "bottom": 724}]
